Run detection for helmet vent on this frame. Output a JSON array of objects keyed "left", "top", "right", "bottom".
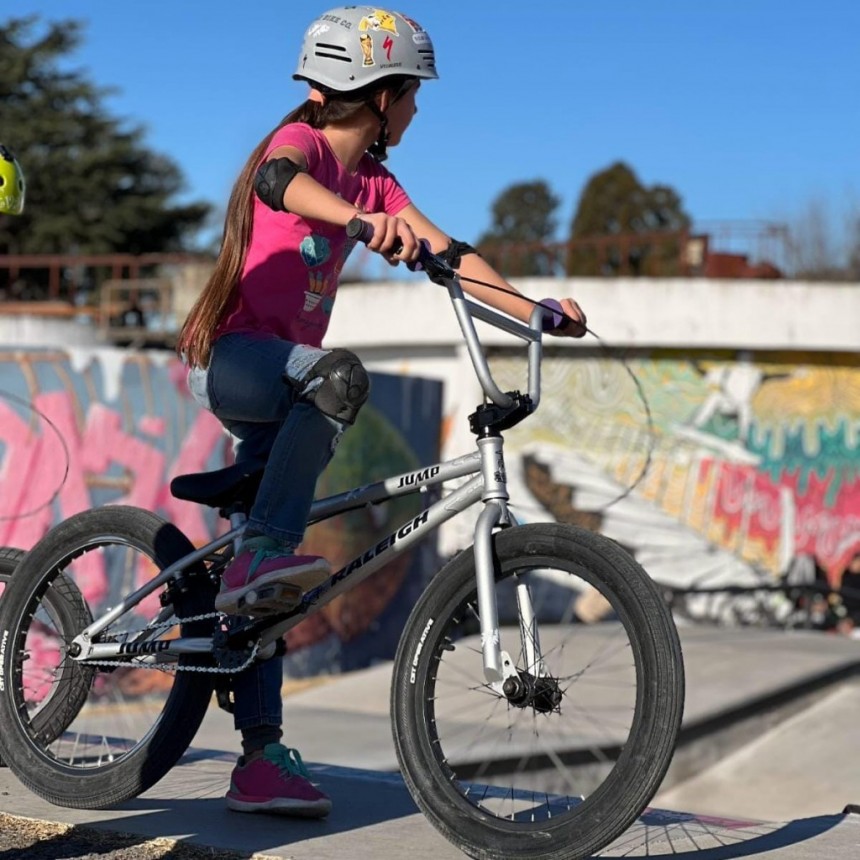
[{"left": 314, "top": 42, "right": 352, "bottom": 63}]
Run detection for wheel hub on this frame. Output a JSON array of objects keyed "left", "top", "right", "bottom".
[{"left": 502, "top": 671, "right": 562, "bottom": 714}]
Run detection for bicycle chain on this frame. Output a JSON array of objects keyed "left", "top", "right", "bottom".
[{"left": 78, "top": 610, "right": 262, "bottom": 675}]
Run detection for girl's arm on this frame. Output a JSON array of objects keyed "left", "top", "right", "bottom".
[
  {"left": 395, "top": 203, "right": 587, "bottom": 337},
  {"left": 266, "top": 146, "right": 422, "bottom": 260}
]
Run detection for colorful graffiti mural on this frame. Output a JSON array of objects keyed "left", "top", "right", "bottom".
[
  {"left": 492, "top": 350, "right": 860, "bottom": 582},
  {"left": 0, "top": 348, "right": 443, "bottom": 675}
]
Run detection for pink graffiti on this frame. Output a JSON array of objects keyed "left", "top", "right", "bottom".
[{"left": 0, "top": 386, "right": 227, "bottom": 613}]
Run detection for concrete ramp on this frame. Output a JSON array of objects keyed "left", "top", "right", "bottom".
[{"left": 656, "top": 680, "right": 860, "bottom": 821}]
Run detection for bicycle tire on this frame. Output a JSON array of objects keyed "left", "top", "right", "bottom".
[
  {"left": 0, "top": 546, "right": 98, "bottom": 772},
  {"left": 0, "top": 547, "right": 24, "bottom": 579},
  {"left": 391, "top": 522, "right": 684, "bottom": 860},
  {"left": 0, "top": 547, "right": 22, "bottom": 768},
  {"left": 0, "top": 506, "right": 219, "bottom": 808}
]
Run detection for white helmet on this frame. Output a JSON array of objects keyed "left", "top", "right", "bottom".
[{"left": 294, "top": 6, "right": 438, "bottom": 93}]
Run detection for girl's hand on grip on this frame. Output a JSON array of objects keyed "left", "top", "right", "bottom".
[{"left": 356, "top": 213, "right": 419, "bottom": 265}]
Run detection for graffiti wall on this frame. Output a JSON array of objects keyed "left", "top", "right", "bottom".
[
  {"left": 492, "top": 349, "right": 860, "bottom": 583},
  {"left": 0, "top": 347, "right": 442, "bottom": 675}
]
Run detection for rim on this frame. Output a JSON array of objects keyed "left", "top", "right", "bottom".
[
  {"left": 9, "top": 538, "right": 190, "bottom": 771},
  {"left": 419, "top": 560, "right": 643, "bottom": 825}
]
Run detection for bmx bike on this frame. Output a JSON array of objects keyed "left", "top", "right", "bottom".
[{"left": 0, "top": 223, "right": 684, "bottom": 860}]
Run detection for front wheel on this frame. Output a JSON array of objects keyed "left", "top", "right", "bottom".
[
  {"left": 391, "top": 523, "right": 684, "bottom": 860},
  {"left": 0, "top": 506, "right": 219, "bottom": 808}
]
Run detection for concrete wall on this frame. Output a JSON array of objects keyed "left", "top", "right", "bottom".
[
  {"left": 324, "top": 277, "right": 860, "bottom": 582},
  {"left": 3, "top": 275, "right": 859, "bottom": 585}
]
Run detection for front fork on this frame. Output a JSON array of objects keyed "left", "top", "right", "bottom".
[{"left": 472, "top": 436, "right": 543, "bottom": 689}]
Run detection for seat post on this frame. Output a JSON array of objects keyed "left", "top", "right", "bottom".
[{"left": 220, "top": 504, "right": 248, "bottom": 555}]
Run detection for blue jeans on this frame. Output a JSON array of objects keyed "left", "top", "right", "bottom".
[
  {"left": 202, "top": 332, "right": 344, "bottom": 544},
  {"left": 189, "top": 331, "right": 346, "bottom": 729}
]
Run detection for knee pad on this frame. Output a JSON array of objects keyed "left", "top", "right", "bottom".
[{"left": 293, "top": 348, "right": 370, "bottom": 425}]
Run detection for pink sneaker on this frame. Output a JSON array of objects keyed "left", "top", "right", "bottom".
[
  {"left": 226, "top": 744, "right": 332, "bottom": 818},
  {"left": 215, "top": 538, "right": 331, "bottom": 616}
]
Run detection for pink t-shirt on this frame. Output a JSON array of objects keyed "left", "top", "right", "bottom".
[{"left": 216, "top": 123, "right": 411, "bottom": 346}]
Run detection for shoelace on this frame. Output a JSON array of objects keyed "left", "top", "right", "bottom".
[
  {"left": 248, "top": 546, "right": 294, "bottom": 578},
  {"left": 268, "top": 745, "right": 312, "bottom": 780}
]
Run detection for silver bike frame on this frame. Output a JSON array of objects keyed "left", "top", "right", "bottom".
[{"left": 72, "top": 271, "right": 553, "bottom": 686}]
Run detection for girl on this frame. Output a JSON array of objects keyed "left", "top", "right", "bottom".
[{"left": 177, "top": 5, "right": 586, "bottom": 818}]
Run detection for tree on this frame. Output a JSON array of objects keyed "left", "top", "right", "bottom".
[
  {"left": 567, "top": 162, "right": 690, "bottom": 276},
  {"left": 0, "top": 17, "right": 210, "bottom": 262},
  {"left": 848, "top": 215, "right": 860, "bottom": 281},
  {"left": 784, "top": 196, "right": 860, "bottom": 281},
  {"left": 476, "top": 180, "right": 561, "bottom": 277}
]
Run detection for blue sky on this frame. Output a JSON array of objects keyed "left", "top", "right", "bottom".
[{"left": 8, "top": 1, "right": 860, "bottom": 252}]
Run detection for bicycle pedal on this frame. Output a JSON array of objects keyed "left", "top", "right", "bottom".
[{"left": 238, "top": 582, "right": 303, "bottom": 614}]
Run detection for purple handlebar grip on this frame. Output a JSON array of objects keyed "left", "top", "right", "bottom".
[{"left": 540, "top": 298, "right": 566, "bottom": 332}]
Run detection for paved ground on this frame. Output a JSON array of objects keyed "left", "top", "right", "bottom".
[
  {"left": 0, "top": 811, "right": 282, "bottom": 859},
  {"left": 0, "top": 626, "right": 858, "bottom": 858},
  {"left": 656, "top": 679, "right": 860, "bottom": 820}
]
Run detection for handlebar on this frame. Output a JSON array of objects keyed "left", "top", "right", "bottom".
[
  {"left": 346, "top": 217, "right": 456, "bottom": 281},
  {"left": 345, "top": 217, "right": 552, "bottom": 411}
]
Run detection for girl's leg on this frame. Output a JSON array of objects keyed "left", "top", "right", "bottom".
[
  {"left": 198, "top": 333, "right": 336, "bottom": 816},
  {"left": 206, "top": 332, "right": 344, "bottom": 545},
  {"left": 232, "top": 646, "right": 284, "bottom": 753},
  {"left": 228, "top": 650, "right": 330, "bottom": 819}
]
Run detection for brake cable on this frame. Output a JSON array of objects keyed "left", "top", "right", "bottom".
[
  {"left": 453, "top": 273, "right": 656, "bottom": 510},
  {"left": 0, "top": 386, "right": 71, "bottom": 520}
]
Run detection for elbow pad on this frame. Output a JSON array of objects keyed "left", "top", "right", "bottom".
[
  {"left": 254, "top": 157, "right": 307, "bottom": 213},
  {"left": 439, "top": 239, "right": 480, "bottom": 269}
]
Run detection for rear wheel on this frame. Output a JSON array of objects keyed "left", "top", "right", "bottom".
[
  {"left": 0, "top": 546, "right": 95, "bottom": 768},
  {"left": 391, "top": 523, "right": 684, "bottom": 860},
  {"left": 0, "top": 506, "right": 220, "bottom": 808},
  {"left": 0, "top": 548, "right": 23, "bottom": 767},
  {"left": 0, "top": 546, "right": 24, "bottom": 583}
]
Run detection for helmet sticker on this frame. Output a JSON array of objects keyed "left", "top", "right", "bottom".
[
  {"left": 359, "top": 10, "right": 399, "bottom": 36},
  {"left": 359, "top": 33, "right": 375, "bottom": 67},
  {"left": 307, "top": 22, "right": 331, "bottom": 38},
  {"left": 382, "top": 35, "right": 394, "bottom": 62},
  {"left": 399, "top": 14, "right": 423, "bottom": 33}
]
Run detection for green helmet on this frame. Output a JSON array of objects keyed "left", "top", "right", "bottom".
[
  {"left": 294, "top": 6, "right": 438, "bottom": 93},
  {"left": 0, "top": 145, "right": 25, "bottom": 215}
]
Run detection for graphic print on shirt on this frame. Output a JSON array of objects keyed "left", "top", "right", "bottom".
[
  {"left": 299, "top": 234, "right": 336, "bottom": 315},
  {"left": 300, "top": 234, "right": 332, "bottom": 267},
  {"left": 304, "top": 270, "right": 334, "bottom": 313}
]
